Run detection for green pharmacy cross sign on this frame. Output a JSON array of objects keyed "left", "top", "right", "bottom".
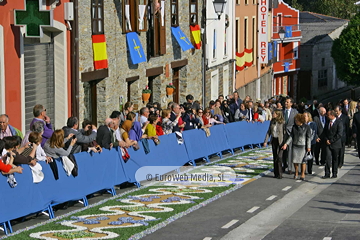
[{"left": 14, "top": 0, "right": 53, "bottom": 38}]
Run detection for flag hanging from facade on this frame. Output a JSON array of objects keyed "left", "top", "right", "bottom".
[
  {"left": 284, "top": 62, "right": 290, "bottom": 72},
  {"left": 190, "top": 25, "right": 201, "bottom": 49},
  {"left": 92, "top": 34, "right": 108, "bottom": 70},
  {"left": 126, "top": 32, "right": 146, "bottom": 64},
  {"left": 285, "top": 26, "right": 292, "bottom": 38},
  {"left": 236, "top": 48, "right": 253, "bottom": 71},
  {"left": 171, "top": 26, "right": 194, "bottom": 51}
]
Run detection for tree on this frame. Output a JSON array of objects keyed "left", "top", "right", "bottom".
[{"left": 331, "top": 13, "right": 360, "bottom": 85}]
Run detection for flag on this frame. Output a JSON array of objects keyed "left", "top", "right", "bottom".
[
  {"left": 284, "top": 62, "right": 289, "bottom": 72},
  {"left": 92, "top": 34, "right": 108, "bottom": 70},
  {"left": 190, "top": 24, "right": 201, "bottom": 49},
  {"left": 273, "top": 41, "right": 277, "bottom": 59},
  {"left": 285, "top": 26, "right": 292, "bottom": 38},
  {"left": 171, "top": 26, "right": 194, "bottom": 51},
  {"left": 236, "top": 48, "right": 253, "bottom": 71},
  {"left": 268, "top": 43, "right": 273, "bottom": 62},
  {"left": 126, "top": 32, "right": 146, "bottom": 64}
]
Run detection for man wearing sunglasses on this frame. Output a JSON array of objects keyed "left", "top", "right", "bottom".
[{"left": 30, "top": 104, "right": 54, "bottom": 147}]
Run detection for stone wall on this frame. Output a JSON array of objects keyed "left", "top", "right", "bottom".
[{"left": 78, "top": 0, "right": 203, "bottom": 125}]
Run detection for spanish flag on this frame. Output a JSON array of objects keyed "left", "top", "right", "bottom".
[
  {"left": 92, "top": 34, "right": 108, "bottom": 70},
  {"left": 190, "top": 24, "right": 201, "bottom": 49},
  {"left": 236, "top": 48, "right": 253, "bottom": 71}
]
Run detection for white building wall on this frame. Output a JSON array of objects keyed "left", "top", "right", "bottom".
[{"left": 206, "top": 0, "right": 234, "bottom": 68}]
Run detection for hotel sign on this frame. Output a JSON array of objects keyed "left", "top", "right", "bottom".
[{"left": 258, "top": 0, "right": 268, "bottom": 63}]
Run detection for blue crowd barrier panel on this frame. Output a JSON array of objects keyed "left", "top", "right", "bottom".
[
  {"left": 121, "top": 133, "right": 190, "bottom": 183},
  {"left": 0, "top": 164, "right": 49, "bottom": 225},
  {"left": 75, "top": 149, "right": 118, "bottom": 195},
  {"left": 205, "top": 124, "right": 233, "bottom": 158},
  {"left": 224, "top": 121, "right": 270, "bottom": 152},
  {"left": 182, "top": 128, "right": 212, "bottom": 165}
]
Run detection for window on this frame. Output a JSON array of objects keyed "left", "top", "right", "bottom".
[
  {"left": 235, "top": 19, "right": 239, "bottom": 53},
  {"left": 172, "top": 68, "right": 180, "bottom": 103},
  {"left": 224, "top": 25, "right": 227, "bottom": 55},
  {"left": 244, "top": 18, "right": 248, "bottom": 49},
  {"left": 91, "top": 0, "right": 104, "bottom": 34},
  {"left": 245, "top": 0, "right": 249, "bottom": 4},
  {"left": 122, "top": 0, "right": 148, "bottom": 33},
  {"left": 147, "top": 0, "right": 166, "bottom": 57},
  {"left": 171, "top": 0, "right": 179, "bottom": 26},
  {"left": 293, "top": 42, "right": 298, "bottom": 59},
  {"left": 189, "top": 0, "right": 198, "bottom": 25},
  {"left": 318, "top": 70, "right": 327, "bottom": 88},
  {"left": 213, "top": 29, "right": 216, "bottom": 58},
  {"left": 252, "top": 17, "right": 256, "bottom": 64},
  {"left": 322, "top": 58, "right": 325, "bottom": 67}
]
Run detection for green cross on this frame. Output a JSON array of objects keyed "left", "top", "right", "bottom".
[{"left": 15, "top": 0, "right": 52, "bottom": 38}]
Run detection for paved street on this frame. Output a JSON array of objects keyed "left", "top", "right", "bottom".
[{"left": 142, "top": 148, "right": 360, "bottom": 240}]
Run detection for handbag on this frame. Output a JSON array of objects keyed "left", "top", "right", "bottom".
[{"left": 302, "top": 151, "right": 313, "bottom": 163}]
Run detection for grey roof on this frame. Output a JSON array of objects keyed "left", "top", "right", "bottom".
[{"left": 300, "top": 12, "right": 349, "bottom": 45}]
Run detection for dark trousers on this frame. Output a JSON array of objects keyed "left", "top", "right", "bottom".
[
  {"left": 315, "top": 141, "right": 326, "bottom": 165},
  {"left": 271, "top": 138, "right": 282, "bottom": 178},
  {"left": 307, "top": 144, "right": 316, "bottom": 174},
  {"left": 338, "top": 142, "right": 345, "bottom": 167},
  {"left": 357, "top": 137, "right": 360, "bottom": 158},
  {"left": 325, "top": 146, "right": 340, "bottom": 177}
]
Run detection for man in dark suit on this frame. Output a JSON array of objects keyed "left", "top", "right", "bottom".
[
  {"left": 334, "top": 106, "right": 349, "bottom": 168},
  {"left": 342, "top": 99, "right": 349, "bottom": 116},
  {"left": 351, "top": 103, "right": 360, "bottom": 159},
  {"left": 317, "top": 110, "right": 343, "bottom": 178},
  {"left": 96, "top": 118, "right": 115, "bottom": 150},
  {"left": 62, "top": 117, "right": 97, "bottom": 153},
  {"left": 169, "top": 103, "right": 182, "bottom": 132},
  {"left": 313, "top": 107, "right": 327, "bottom": 165},
  {"left": 309, "top": 100, "right": 319, "bottom": 118},
  {"left": 283, "top": 98, "right": 298, "bottom": 174}
]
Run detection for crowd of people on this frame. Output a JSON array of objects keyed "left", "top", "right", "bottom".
[
  {"left": 264, "top": 97, "right": 360, "bottom": 181},
  {"left": 0, "top": 93, "right": 358, "bottom": 186}
]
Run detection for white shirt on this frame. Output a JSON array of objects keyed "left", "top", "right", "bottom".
[
  {"left": 273, "top": 123, "right": 278, "bottom": 138},
  {"left": 140, "top": 115, "right": 148, "bottom": 127},
  {"left": 329, "top": 119, "right": 336, "bottom": 129}
]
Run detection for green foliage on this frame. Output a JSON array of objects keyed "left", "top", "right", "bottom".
[{"left": 331, "top": 13, "right": 360, "bottom": 85}]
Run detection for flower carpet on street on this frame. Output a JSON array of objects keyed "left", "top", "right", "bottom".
[{"left": 2, "top": 148, "right": 273, "bottom": 240}]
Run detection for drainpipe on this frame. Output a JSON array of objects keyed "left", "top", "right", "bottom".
[
  {"left": 202, "top": 0, "right": 206, "bottom": 108},
  {"left": 71, "top": 0, "right": 79, "bottom": 118}
]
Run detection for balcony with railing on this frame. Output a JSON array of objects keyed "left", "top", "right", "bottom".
[
  {"left": 273, "top": 25, "right": 302, "bottom": 40},
  {"left": 273, "top": 25, "right": 300, "bottom": 33},
  {"left": 273, "top": 58, "right": 300, "bottom": 73}
]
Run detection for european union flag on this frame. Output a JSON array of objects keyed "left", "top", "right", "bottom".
[
  {"left": 126, "top": 32, "right": 146, "bottom": 65},
  {"left": 268, "top": 42, "right": 273, "bottom": 62},
  {"left": 285, "top": 26, "right": 292, "bottom": 38},
  {"left": 273, "top": 41, "right": 277, "bottom": 58},
  {"left": 171, "top": 26, "right": 194, "bottom": 51},
  {"left": 284, "top": 62, "right": 289, "bottom": 72}
]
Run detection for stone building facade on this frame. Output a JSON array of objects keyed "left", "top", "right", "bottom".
[
  {"left": 298, "top": 12, "right": 348, "bottom": 101},
  {"left": 78, "top": 0, "right": 203, "bottom": 125}
]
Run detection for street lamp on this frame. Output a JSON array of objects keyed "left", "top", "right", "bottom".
[
  {"left": 213, "top": 0, "right": 227, "bottom": 20},
  {"left": 278, "top": 27, "right": 286, "bottom": 43}
]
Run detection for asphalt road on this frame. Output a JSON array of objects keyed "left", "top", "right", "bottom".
[{"left": 142, "top": 148, "right": 360, "bottom": 240}]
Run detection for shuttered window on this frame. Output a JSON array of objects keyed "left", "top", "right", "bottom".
[
  {"left": 24, "top": 33, "right": 55, "bottom": 129},
  {"left": 147, "top": 0, "right": 166, "bottom": 57}
]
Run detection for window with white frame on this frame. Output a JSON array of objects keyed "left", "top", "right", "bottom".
[{"left": 293, "top": 42, "right": 299, "bottom": 59}]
